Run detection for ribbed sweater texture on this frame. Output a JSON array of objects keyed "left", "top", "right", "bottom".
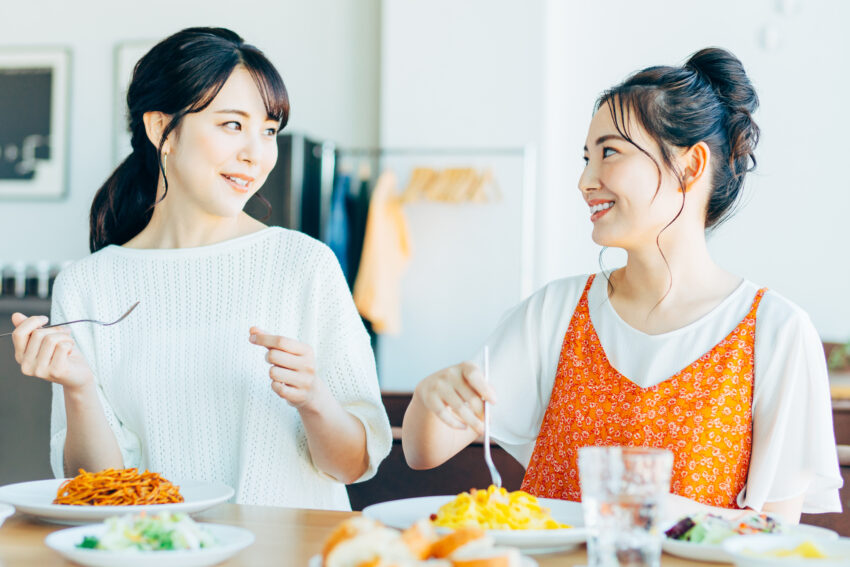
[{"left": 49, "top": 227, "right": 391, "bottom": 510}]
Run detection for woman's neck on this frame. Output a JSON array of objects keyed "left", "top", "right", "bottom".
[
  {"left": 608, "top": 228, "right": 741, "bottom": 334},
  {"left": 123, "top": 206, "right": 266, "bottom": 250}
]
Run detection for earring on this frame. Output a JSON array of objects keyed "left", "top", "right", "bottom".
[
  {"left": 680, "top": 168, "right": 694, "bottom": 193},
  {"left": 162, "top": 153, "right": 168, "bottom": 179}
]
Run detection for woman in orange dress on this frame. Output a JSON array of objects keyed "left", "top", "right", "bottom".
[{"left": 401, "top": 47, "right": 842, "bottom": 522}]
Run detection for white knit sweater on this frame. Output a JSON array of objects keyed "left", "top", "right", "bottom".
[{"left": 49, "top": 227, "right": 392, "bottom": 510}]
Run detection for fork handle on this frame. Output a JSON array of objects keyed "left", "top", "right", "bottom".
[{"left": 0, "top": 319, "right": 89, "bottom": 337}]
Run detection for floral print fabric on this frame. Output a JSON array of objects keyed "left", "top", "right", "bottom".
[{"left": 521, "top": 275, "right": 766, "bottom": 508}]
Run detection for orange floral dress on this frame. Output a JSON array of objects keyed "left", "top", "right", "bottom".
[{"left": 521, "top": 275, "right": 766, "bottom": 508}]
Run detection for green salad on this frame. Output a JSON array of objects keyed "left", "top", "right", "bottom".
[
  {"left": 77, "top": 512, "right": 218, "bottom": 551},
  {"left": 664, "top": 512, "right": 783, "bottom": 545}
]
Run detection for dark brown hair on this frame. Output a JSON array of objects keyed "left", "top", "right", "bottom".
[
  {"left": 597, "top": 47, "right": 760, "bottom": 229},
  {"left": 89, "top": 27, "right": 289, "bottom": 252}
]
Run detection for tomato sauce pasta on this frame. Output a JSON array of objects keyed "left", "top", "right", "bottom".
[{"left": 53, "top": 468, "right": 184, "bottom": 506}]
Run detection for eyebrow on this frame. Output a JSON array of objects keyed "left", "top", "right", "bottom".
[
  {"left": 583, "top": 134, "right": 627, "bottom": 152},
  {"left": 215, "top": 109, "right": 249, "bottom": 117},
  {"left": 214, "top": 108, "right": 281, "bottom": 123}
]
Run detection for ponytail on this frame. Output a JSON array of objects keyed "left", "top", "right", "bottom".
[{"left": 89, "top": 129, "right": 160, "bottom": 252}]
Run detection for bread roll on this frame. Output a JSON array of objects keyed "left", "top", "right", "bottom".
[
  {"left": 429, "top": 527, "right": 490, "bottom": 559},
  {"left": 322, "top": 517, "right": 385, "bottom": 562},
  {"left": 402, "top": 519, "right": 438, "bottom": 559},
  {"left": 325, "top": 528, "right": 416, "bottom": 567},
  {"left": 449, "top": 546, "right": 521, "bottom": 567}
]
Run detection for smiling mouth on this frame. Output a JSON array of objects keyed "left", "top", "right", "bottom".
[
  {"left": 589, "top": 201, "right": 614, "bottom": 221},
  {"left": 222, "top": 174, "right": 252, "bottom": 193}
]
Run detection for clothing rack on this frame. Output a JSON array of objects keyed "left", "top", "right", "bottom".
[
  {"left": 341, "top": 145, "right": 537, "bottom": 390},
  {"left": 262, "top": 136, "right": 534, "bottom": 302},
  {"left": 336, "top": 146, "right": 528, "bottom": 157},
  {"left": 329, "top": 144, "right": 536, "bottom": 299}
]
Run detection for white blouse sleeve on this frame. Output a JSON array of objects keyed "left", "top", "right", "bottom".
[
  {"left": 740, "top": 292, "right": 843, "bottom": 513},
  {"left": 310, "top": 245, "right": 392, "bottom": 483},
  {"left": 48, "top": 270, "right": 142, "bottom": 477},
  {"left": 470, "top": 276, "right": 587, "bottom": 468}
]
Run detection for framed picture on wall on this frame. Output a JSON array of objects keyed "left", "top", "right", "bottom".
[
  {"left": 113, "top": 41, "right": 155, "bottom": 167},
  {"left": 0, "top": 48, "right": 70, "bottom": 199}
]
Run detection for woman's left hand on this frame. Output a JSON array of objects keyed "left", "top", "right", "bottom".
[{"left": 249, "top": 327, "right": 326, "bottom": 410}]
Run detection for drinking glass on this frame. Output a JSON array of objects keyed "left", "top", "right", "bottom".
[{"left": 578, "top": 446, "right": 674, "bottom": 567}]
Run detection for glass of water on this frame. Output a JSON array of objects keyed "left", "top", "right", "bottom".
[{"left": 578, "top": 446, "right": 674, "bottom": 567}]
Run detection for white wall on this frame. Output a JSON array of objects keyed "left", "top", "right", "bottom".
[
  {"left": 378, "top": 0, "right": 546, "bottom": 389},
  {"left": 380, "top": 0, "right": 544, "bottom": 148},
  {"left": 0, "top": 0, "right": 380, "bottom": 263},
  {"left": 543, "top": 0, "right": 850, "bottom": 341}
]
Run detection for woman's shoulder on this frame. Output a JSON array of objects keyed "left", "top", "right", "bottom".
[
  {"left": 55, "top": 247, "right": 116, "bottom": 282},
  {"left": 534, "top": 273, "right": 594, "bottom": 304},
  {"left": 266, "top": 227, "right": 338, "bottom": 272},
  {"left": 535, "top": 273, "right": 592, "bottom": 296},
  {"left": 754, "top": 283, "right": 813, "bottom": 323},
  {"left": 749, "top": 282, "right": 819, "bottom": 341},
  {"left": 50, "top": 248, "right": 122, "bottom": 304},
  {"left": 269, "top": 226, "right": 332, "bottom": 255},
  {"left": 513, "top": 273, "right": 593, "bottom": 321}
]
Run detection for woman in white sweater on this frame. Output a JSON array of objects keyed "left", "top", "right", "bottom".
[{"left": 9, "top": 27, "right": 391, "bottom": 510}]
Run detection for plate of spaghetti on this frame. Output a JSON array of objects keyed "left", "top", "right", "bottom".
[{"left": 0, "top": 468, "right": 233, "bottom": 525}]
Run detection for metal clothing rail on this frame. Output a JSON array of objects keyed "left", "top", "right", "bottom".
[{"left": 336, "top": 146, "right": 528, "bottom": 157}]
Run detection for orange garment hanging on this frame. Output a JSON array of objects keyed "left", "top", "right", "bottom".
[
  {"left": 353, "top": 171, "right": 411, "bottom": 334},
  {"left": 401, "top": 167, "right": 501, "bottom": 203},
  {"left": 521, "top": 275, "right": 766, "bottom": 508}
]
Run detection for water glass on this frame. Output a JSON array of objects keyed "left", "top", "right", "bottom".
[{"left": 578, "top": 446, "right": 674, "bottom": 567}]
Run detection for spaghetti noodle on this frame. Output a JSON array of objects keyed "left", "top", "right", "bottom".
[{"left": 53, "top": 468, "right": 184, "bottom": 506}]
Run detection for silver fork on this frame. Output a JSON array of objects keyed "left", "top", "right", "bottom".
[
  {"left": 482, "top": 345, "right": 503, "bottom": 488},
  {"left": 0, "top": 301, "right": 140, "bottom": 337}
]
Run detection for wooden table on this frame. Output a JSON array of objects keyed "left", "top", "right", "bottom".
[{"left": 0, "top": 504, "right": 731, "bottom": 566}]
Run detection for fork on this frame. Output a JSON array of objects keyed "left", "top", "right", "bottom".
[
  {"left": 482, "top": 345, "right": 503, "bottom": 488},
  {"left": 0, "top": 301, "right": 140, "bottom": 337}
]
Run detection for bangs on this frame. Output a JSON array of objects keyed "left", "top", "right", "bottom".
[
  {"left": 178, "top": 48, "right": 289, "bottom": 128},
  {"left": 241, "top": 50, "right": 290, "bottom": 127},
  {"left": 184, "top": 73, "right": 229, "bottom": 115},
  {"left": 598, "top": 87, "right": 676, "bottom": 177},
  {"left": 598, "top": 88, "right": 649, "bottom": 149}
]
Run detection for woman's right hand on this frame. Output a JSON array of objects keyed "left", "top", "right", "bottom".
[
  {"left": 10, "top": 313, "right": 95, "bottom": 391},
  {"left": 413, "top": 362, "right": 496, "bottom": 435}
]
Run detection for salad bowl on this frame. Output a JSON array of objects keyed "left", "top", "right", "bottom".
[
  {"left": 45, "top": 514, "right": 254, "bottom": 567},
  {"left": 662, "top": 513, "right": 838, "bottom": 563}
]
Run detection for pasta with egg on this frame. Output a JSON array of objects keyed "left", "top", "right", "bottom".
[{"left": 431, "top": 485, "right": 570, "bottom": 531}]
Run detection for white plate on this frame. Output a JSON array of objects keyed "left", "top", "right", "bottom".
[
  {"left": 663, "top": 523, "right": 839, "bottom": 563},
  {"left": 0, "top": 503, "right": 13, "bottom": 527},
  {"left": 0, "top": 478, "right": 234, "bottom": 525},
  {"left": 722, "top": 534, "right": 850, "bottom": 567},
  {"left": 361, "top": 495, "right": 587, "bottom": 550},
  {"left": 45, "top": 522, "right": 254, "bottom": 567},
  {"left": 308, "top": 553, "right": 538, "bottom": 566}
]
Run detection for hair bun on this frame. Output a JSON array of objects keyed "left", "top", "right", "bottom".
[
  {"left": 686, "top": 47, "right": 760, "bottom": 188},
  {"left": 685, "top": 47, "right": 758, "bottom": 114}
]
